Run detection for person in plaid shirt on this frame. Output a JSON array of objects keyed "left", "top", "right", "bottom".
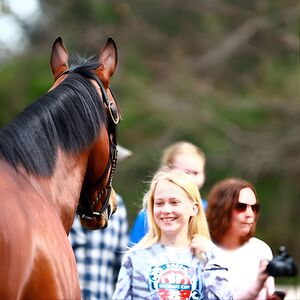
[{"left": 69, "top": 146, "right": 131, "bottom": 300}]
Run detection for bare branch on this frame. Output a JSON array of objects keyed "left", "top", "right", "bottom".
[{"left": 192, "top": 17, "right": 269, "bottom": 71}]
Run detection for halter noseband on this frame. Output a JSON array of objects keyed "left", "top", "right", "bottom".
[{"left": 57, "top": 69, "right": 120, "bottom": 222}]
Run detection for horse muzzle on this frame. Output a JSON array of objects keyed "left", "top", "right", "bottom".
[{"left": 79, "top": 188, "right": 117, "bottom": 230}]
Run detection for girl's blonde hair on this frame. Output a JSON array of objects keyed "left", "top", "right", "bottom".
[
  {"left": 133, "top": 169, "right": 211, "bottom": 257},
  {"left": 160, "top": 141, "right": 206, "bottom": 168}
]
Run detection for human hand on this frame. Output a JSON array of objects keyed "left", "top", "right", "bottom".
[
  {"left": 190, "top": 234, "right": 213, "bottom": 258},
  {"left": 252, "top": 258, "right": 275, "bottom": 299},
  {"left": 256, "top": 259, "right": 270, "bottom": 288}
]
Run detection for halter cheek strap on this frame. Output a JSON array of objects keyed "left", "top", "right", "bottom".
[
  {"left": 56, "top": 68, "right": 120, "bottom": 221},
  {"left": 77, "top": 140, "right": 118, "bottom": 220},
  {"left": 77, "top": 73, "right": 119, "bottom": 221}
]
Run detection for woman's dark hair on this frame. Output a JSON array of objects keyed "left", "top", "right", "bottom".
[{"left": 206, "top": 177, "right": 259, "bottom": 245}]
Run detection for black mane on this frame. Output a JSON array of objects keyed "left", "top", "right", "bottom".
[{"left": 0, "top": 58, "right": 107, "bottom": 176}]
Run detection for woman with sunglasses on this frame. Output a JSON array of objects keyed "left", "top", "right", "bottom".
[{"left": 206, "top": 178, "right": 276, "bottom": 300}]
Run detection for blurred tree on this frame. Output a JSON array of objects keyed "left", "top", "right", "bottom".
[{"left": 0, "top": 0, "right": 299, "bottom": 270}]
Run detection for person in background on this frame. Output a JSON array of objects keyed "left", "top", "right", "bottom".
[
  {"left": 129, "top": 141, "right": 207, "bottom": 245},
  {"left": 113, "top": 169, "right": 233, "bottom": 300},
  {"left": 206, "top": 177, "right": 276, "bottom": 300},
  {"left": 69, "top": 145, "right": 132, "bottom": 300}
]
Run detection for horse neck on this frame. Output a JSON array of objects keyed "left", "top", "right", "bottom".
[{"left": 22, "top": 148, "right": 90, "bottom": 233}]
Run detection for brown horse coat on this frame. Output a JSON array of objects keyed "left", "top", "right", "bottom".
[{"left": 0, "top": 37, "right": 120, "bottom": 299}]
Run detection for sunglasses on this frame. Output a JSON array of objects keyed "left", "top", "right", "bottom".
[{"left": 235, "top": 202, "right": 260, "bottom": 214}]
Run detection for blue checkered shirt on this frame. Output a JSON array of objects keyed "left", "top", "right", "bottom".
[{"left": 69, "top": 195, "right": 128, "bottom": 300}]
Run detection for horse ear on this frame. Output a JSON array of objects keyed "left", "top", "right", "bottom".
[
  {"left": 95, "top": 37, "right": 118, "bottom": 88},
  {"left": 50, "top": 37, "right": 69, "bottom": 81}
]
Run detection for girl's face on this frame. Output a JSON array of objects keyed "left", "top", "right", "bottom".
[
  {"left": 229, "top": 187, "right": 258, "bottom": 239},
  {"left": 170, "top": 154, "right": 205, "bottom": 189},
  {"left": 153, "top": 179, "right": 198, "bottom": 244}
]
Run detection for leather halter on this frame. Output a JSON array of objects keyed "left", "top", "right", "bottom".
[{"left": 55, "top": 69, "right": 120, "bottom": 221}]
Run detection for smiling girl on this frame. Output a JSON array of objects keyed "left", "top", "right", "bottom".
[{"left": 113, "top": 170, "right": 233, "bottom": 300}]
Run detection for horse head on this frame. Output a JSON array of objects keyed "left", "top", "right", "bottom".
[{"left": 50, "top": 37, "right": 121, "bottom": 230}]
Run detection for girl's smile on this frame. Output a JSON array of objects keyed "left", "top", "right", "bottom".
[
  {"left": 153, "top": 179, "right": 198, "bottom": 246},
  {"left": 160, "top": 217, "right": 177, "bottom": 223}
]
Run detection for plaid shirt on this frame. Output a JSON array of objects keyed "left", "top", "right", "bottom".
[{"left": 69, "top": 195, "right": 128, "bottom": 300}]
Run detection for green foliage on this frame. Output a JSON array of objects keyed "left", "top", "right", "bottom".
[{"left": 0, "top": 0, "right": 299, "bottom": 267}]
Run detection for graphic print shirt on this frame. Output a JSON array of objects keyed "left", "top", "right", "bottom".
[{"left": 113, "top": 243, "right": 233, "bottom": 300}]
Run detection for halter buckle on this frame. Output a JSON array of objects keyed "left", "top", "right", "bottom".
[{"left": 108, "top": 101, "right": 120, "bottom": 124}]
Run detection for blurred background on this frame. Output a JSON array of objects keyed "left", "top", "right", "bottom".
[{"left": 0, "top": 0, "right": 299, "bottom": 282}]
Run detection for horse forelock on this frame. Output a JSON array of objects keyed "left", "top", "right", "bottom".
[{"left": 0, "top": 62, "right": 107, "bottom": 177}]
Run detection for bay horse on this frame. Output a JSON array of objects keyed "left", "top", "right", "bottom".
[{"left": 0, "top": 36, "right": 121, "bottom": 299}]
